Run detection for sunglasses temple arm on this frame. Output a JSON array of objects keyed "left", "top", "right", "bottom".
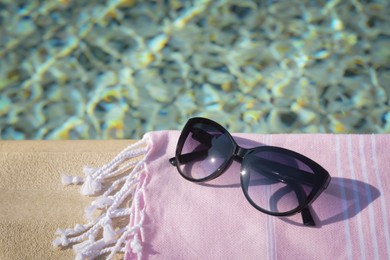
[
  {"left": 246, "top": 164, "right": 316, "bottom": 226},
  {"left": 169, "top": 157, "right": 177, "bottom": 166},
  {"left": 289, "top": 181, "right": 315, "bottom": 226},
  {"left": 301, "top": 207, "right": 315, "bottom": 226},
  {"left": 254, "top": 158, "right": 317, "bottom": 186},
  {"left": 267, "top": 172, "right": 316, "bottom": 226},
  {"left": 169, "top": 128, "right": 213, "bottom": 166},
  {"left": 169, "top": 150, "right": 209, "bottom": 166}
]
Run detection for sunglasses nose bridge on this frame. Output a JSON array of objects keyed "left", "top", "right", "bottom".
[{"left": 234, "top": 146, "right": 250, "bottom": 163}]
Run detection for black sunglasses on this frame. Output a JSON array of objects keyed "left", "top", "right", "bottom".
[{"left": 169, "top": 117, "right": 331, "bottom": 226}]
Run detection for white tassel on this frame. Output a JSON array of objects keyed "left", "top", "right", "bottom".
[
  {"left": 52, "top": 236, "right": 69, "bottom": 247},
  {"left": 83, "top": 166, "right": 98, "bottom": 175},
  {"left": 102, "top": 218, "right": 116, "bottom": 242},
  {"left": 84, "top": 197, "right": 113, "bottom": 221},
  {"left": 81, "top": 175, "right": 102, "bottom": 196},
  {"left": 61, "top": 174, "right": 84, "bottom": 186},
  {"left": 55, "top": 228, "right": 65, "bottom": 236},
  {"left": 53, "top": 136, "right": 150, "bottom": 259},
  {"left": 75, "top": 253, "right": 83, "bottom": 260},
  {"left": 131, "top": 236, "right": 142, "bottom": 253},
  {"left": 72, "top": 239, "right": 92, "bottom": 256},
  {"left": 74, "top": 224, "right": 86, "bottom": 233},
  {"left": 84, "top": 205, "right": 98, "bottom": 221},
  {"left": 73, "top": 238, "right": 106, "bottom": 259},
  {"left": 94, "top": 196, "right": 113, "bottom": 208}
]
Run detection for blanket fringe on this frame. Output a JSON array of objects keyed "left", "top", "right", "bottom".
[{"left": 53, "top": 135, "right": 150, "bottom": 259}]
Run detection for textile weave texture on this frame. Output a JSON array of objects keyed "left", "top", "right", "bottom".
[{"left": 55, "top": 131, "right": 390, "bottom": 259}]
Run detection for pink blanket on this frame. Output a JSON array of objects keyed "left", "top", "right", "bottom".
[{"left": 54, "top": 131, "right": 390, "bottom": 259}]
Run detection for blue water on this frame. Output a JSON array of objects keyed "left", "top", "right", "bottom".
[{"left": 0, "top": 0, "right": 389, "bottom": 139}]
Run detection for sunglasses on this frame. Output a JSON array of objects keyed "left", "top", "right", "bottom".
[{"left": 169, "top": 117, "right": 331, "bottom": 226}]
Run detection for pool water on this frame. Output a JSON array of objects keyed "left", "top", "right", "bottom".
[{"left": 0, "top": 0, "right": 389, "bottom": 140}]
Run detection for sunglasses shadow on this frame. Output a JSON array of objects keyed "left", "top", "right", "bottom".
[{"left": 279, "top": 177, "right": 380, "bottom": 228}]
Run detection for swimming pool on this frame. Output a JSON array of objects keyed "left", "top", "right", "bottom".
[{"left": 0, "top": 0, "right": 389, "bottom": 139}]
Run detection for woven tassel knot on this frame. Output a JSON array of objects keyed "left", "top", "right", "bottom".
[
  {"left": 94, "top": 196, "right": 114, "bottom": 208},
  {"left": 131, "top": 236, "right": 142, "bottom": 253},
  {"left": 52, "top": 235, "right": 70, "bottom": 247},
  {"left": 61, "top": 174, "right": 84, "bottom": 186},
  {"left": 81, "top": 175, "right": 102, "bottom": 196},
  {"left": 102, "top": 217, "right": 116, "bottom": 242}
]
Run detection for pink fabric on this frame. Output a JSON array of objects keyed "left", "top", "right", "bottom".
[{"left": 125, "top": 131, "right": 390, "bottom": 259}]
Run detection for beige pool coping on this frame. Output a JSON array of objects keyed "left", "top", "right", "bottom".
[{"left": 0, "top": 140, "right": 137, "bottom": 259}]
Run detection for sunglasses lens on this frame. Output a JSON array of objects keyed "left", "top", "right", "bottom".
[
  {"left": 242, "top": 150, "right": 316, "bottom": 214},
  {"left": 177, "top": 122, "right": 234, "bottom": 180}
]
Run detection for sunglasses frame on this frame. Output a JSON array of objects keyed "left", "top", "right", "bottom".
[{"left": 169, "top": 117, "right": 331, "bottom": 226}]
